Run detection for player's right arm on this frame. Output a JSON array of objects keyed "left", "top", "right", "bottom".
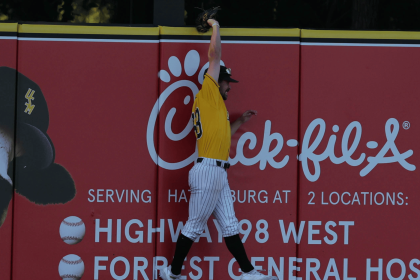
[{"left": 206, "top": 19, "right": 221, "bottom": 82}]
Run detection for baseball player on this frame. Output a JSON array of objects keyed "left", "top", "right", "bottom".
[{"left": 159, "top": 18, "right": 278, "bottom": 280}]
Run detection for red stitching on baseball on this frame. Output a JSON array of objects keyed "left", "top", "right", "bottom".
[
  {"left": 61, "top": 258, "right": 83, "bottom": 265},
  {"left": 62, "top": 220, "right": 84, "bottom": 227},
  {"left": 62, "top": 236, "right": 82, "bottom": 241},
  {"left": 60, "top": 274, "right": 82, "bottom": 279}
]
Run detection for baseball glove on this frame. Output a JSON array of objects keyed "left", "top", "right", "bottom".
[{"left": 195, "top": 6, "right": 221, "bottom": 33}]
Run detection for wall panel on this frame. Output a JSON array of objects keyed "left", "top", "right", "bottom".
[
  {"left": 13, "top": 24, "right": 159, "bottom": 280},
  {"left": 154, "top": 27, "right": 300, "bottom": 279},
  {"left": 298, "top": 30, "right": 420, "bottom": 279}
]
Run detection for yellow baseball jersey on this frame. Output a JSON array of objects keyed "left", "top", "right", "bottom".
[{"left": 192, "top": 74, "right": 231, "bottom": 161}]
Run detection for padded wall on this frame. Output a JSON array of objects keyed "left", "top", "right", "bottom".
[
  {"left": 12, "top": 24, "right": 159, "bottom": 280},
  {"left": 155, "top": 27, "right": 300, "bottom": 279},
  {"left": 0, "top": 23, "right": 419, "bottom": 280},
  {"left": 299, "top": 30, "right": 420, "bottom": 280}
]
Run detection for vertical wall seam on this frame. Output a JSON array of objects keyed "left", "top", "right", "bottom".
[
  {"left": 295, "top": 28, "right": 303, "bottom": 279},
  {"left": 153, "top": 25, "right": 162, "bottom": 278},
  {"left": 10, "top": 22, "right": 20, "bottom": 280}
]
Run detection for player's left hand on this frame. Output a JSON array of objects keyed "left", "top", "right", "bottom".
[
  {"left": 240, "top": 110, "right": 257, "bottom": 123},
  {"left": 207, "top": 19, "right": 218, "bottom": 27}
]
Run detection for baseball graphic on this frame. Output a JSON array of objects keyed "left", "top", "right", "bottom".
[
  {"left": 59, "top": 216, "right": 86, "bottom": 245},
  {"left": 58, "top": 254, "right": 84, "bottom": 280}
]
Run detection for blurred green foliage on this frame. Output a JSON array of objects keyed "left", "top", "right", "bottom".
[
  {"left": 1, "top": 0, "right": 420, "bottom": 30},
  {"left": 0, "top": 0, "right": 152, "bottom": 24}
]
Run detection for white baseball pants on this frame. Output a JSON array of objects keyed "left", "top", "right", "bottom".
[{"left": 181, "top": 157, "right": 240, "bottom": 241}]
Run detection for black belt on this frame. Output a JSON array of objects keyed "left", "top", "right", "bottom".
[{"left": 197, "top": 157, "right": 230, "bottom": 170}]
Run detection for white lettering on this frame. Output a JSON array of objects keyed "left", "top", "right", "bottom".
[
  {"left": 344, "top": 259, "right": 356, "bottom": 280},
  {"left": 386, "top": 259, "right": 406, "bottom": 280},
  {"left": 289, "top": 257, "right": 302, "bottom": 280},
  {"left": 339, "top": 221, "right": 354, "bottom": 245},
  {"left": 148, "top": 219, "right": 164, "bottom": 243},
  {"left": 361, "top": 118, "right": 415, "bottom": 176},
  {"left": 283, "top": 190, "right": 290, "bottom": 203},
  {"left": 273, "top": 191, "right": 283, "bottom": 203},
  {"left": 88, "top": 189, "right": 95, "bottom": 202},
  {"left": 142, "top": 190, "right": 152, "bottom": 203},
  {"left": 367, "top": 259, "right": 383, "bottom": 280},
  {"left": 308, "top": 221, "right": 321, "bottom": 245},
  {"left": 95, "top": 219, "right": 112, "bottom": 242},
  {"left": 306, "top": 258, "right": 321, "bottom": 280},
  {"left": 189, "top": 257, "right": 202, "bottom": 280},
  {"left": 268, "top": 257, "right": 284, "bottom": 279},
  {"left": 134, "top": 257, "right": 148, "bottom": 280},
  {"left": 168, "top": 219, "right": 184, "bottom": 242},
  {"left": 97, "top": 189, "right": 104, "bottom": 202},
  {"left": 251, "top": 257, "right": 264, "bottom": 271},
  {"left": 230, "top": 120, "right": 289, "bottom": 169},
  {"left": 323, "top": 259, "right": 340, "bottom": 280},
  {"left": 279, "top": 220, "right": 305, "bottom": 244},
  {"left": 125, "top": 219, "right": 144, "bottom": 243},
  {"left": 324, "top": 221, "right": 337, "bottom": 245},
  {"left": 409, "top": 259, "right": 420, "bottom": 280},
  {"left": 94, "top": 256, "right": 108, "bottom": 280},
  {"left": 204, "top": 256, "right": 219, "bottom": 280},
  {"left": 110, "top": 257, "right": 130, "bottom": 280},
  {"left": 153, "top": 256, "right": 168, "bottom": 280},
  {"left": 228, "top": 258, "right": 241, "bottom": 280},
  {"left": 258, "top": 190, "right": 268, "bottom": 203}
]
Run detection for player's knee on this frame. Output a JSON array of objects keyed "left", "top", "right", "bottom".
[
  {"left": 221, "top": 223, "right": 240, "bottom": 237},
  {"left": 181, "top": 224, "right": 205, "bottom": 241}
]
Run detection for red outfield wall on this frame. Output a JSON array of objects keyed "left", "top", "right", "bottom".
[
  {"left": 11, "top": 24, "right": 160, "bottom": 280},
  {"left": 0, "top": 23, "right": 419, "bottom": 280},
  {"left": 298, "top": 30, "right": 420, "bottom": 280}
]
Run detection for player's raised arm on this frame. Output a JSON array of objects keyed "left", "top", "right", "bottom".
[{"left": 206, "top": 19, "right": 221, "bottom": 82}]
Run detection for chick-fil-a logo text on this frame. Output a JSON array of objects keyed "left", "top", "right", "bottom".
[
  {"left": 147, "top": 91, "right": 415, "bottom": 182},
  {"left": 148, "top": 94, "right": 415, "bottom": 182},
  {"left": 147, "top": 52, "right": 415, "bottom": 182},
  {"left": 299, "top": 118, "right": 415, "bottom": 181}
]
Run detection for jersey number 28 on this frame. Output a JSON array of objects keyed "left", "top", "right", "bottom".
[{"left": 192, "top": 108, "right": 203, "bottom": 139}]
